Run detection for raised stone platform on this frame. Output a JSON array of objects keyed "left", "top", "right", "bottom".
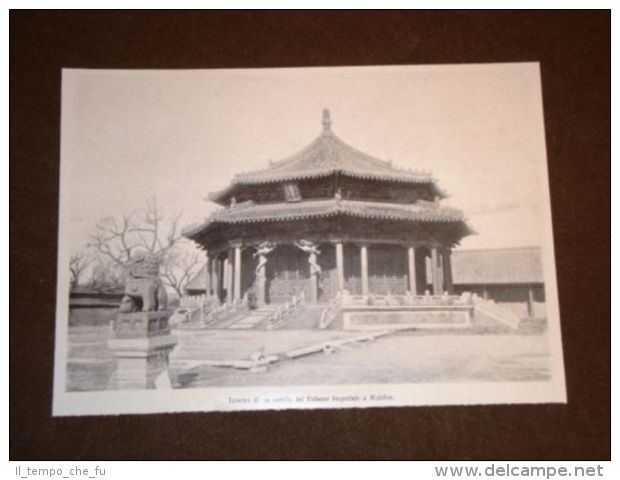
[
  {"left": 342, "top": 305, "right": 473, "bottom": 330},
  {"left": 339, "top": 292, "right": 474, "bottom": 330},
  {"left": 108, "top": 311, "right": 177, "bottom": 390}
]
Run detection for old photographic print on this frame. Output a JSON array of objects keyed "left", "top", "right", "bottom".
[{"left": 53, "top": 63, "right": 566, "bottom": 416}]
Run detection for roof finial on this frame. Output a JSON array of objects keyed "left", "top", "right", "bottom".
[{"left": 322, "top": 108, "right": 332, "bottom": 132}]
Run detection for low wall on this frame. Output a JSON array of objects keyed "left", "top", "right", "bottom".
[
  {"left": 69, "top": 291, "right": 124, "bottom": 327},
  {"left": 69, "top": 306, "right": 118, "bottom": 327}
]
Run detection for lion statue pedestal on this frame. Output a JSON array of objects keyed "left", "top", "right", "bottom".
[{"left": 107, "top": 252, "right": 177, "bottom": 390}]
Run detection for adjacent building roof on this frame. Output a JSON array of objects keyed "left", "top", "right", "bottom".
[
  {"left": 183, "top": 198, "right": 468, "bottom": 239},
  {"left": 451, "top": 247, "right": 544, "bottom": 285},
  {"left": 209, "top": 109, "right": 442, "bottom": 204}
]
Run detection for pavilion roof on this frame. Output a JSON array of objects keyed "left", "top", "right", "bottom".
[
  {"left": 209, "top": 109, "right": 442, "bottom": 203},
  {"left": 183, "top": 198, "right": 470, "bottom": 240}
]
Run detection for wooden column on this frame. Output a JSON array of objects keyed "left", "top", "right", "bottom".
[
  {"left": 407, "top": 246, "right": 417, "bottom": 295},
  {"left": 204, "top": 251, "right": 211, "bottom": 296},
  {"left": 527, "top": 285, "right": 534, "bottom": 318},
  {"left": 437, "top": 253, "right": 444, "bottom": 293},
  {"left": 442, "top": 248, "right": 453, "bottom": 294},
  {"left": 233, "top": 242, "right": 242, "bottom": 303},
  {"left": 335, "top": 241, "right": 344, "bottom": 291},
  {"left": 431, "top": 247, "right": 442, "bottom": 295},
  {"left": 360, "top": 244, "right": 369, "bottom": 296},
  {"left": 212, "top": 257, "right": 220, "bottom": 301},
  {"left": 224, "top": 250, "right": 233, "bottom": 304}
]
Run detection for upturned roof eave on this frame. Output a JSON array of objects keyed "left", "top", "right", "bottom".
[
  {"left": 207, "top": 185, "right": 235, "bottom": 204},
  {"left": 233, "top": 168, "right": 435, "bottom": 185},
  {"left": 183, "top": 199, "right": 471, "bottom": 241}
]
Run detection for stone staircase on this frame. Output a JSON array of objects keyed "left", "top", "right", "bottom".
[
  {"left": 227, "top": 306, "right": 278, "bottom": 330},
  {"left": 473, "top": 296, "right": 522, "bottom": 330},
  {"left": 226, "top": 293, "right": 309, "bottom": 330}
]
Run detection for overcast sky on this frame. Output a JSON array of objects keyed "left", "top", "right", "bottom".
[{"left": 60, "top": 63, "right": 551, "bottom": 253}]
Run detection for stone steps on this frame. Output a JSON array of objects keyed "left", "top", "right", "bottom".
[
  {"left": 473, "top": 298, "right": 521, "bottom": 330},
  {"left": 227, "top": 307, "right": 277, "bottom": 330}
]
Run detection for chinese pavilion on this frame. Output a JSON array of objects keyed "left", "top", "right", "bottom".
[{"left": 184, "top": 110, "right": 473, "bottom": 306}]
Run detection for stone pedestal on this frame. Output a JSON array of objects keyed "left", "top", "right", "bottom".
[{"left": 107, "top": 311, "right": 177, "bottom": 390}]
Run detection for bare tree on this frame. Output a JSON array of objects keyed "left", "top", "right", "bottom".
[
  {"left": 88, "top": 257, "right": 127, "bottom": 292},
  {"left": 160, "top": 247, "right": 203, "bottom": 298},
  {"left": 86, "top": 197, "right": 202, "bottom": 296},
  {"left": 88, "top": 198, "right": 182, "bottom": 269},
  {"left": 69, "top": 249, "right": 94, "bottom": 288}
]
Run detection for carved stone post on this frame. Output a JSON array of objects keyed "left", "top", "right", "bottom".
[
  {"left": 107, "top": 252, "right": 177, "bottom": 390},
  {"left": 308, "top": 251, "right": 319, "bottom": 303},
  {"left": 257, "top": 263, "right": 266, "bottom": 305},
  {"left": 407, "top": 246, "right": 417, "bottom": 295},
  {"left": 360, "top": 244, "right": 369, "bottom": 296},
  {"left": 295, "top": 240, "right": 321, "bottom": 303},
  {"left": 254, "top": 241, "right": 275, "bottom": 305},
  {"left": 335, "top": 241, "right": 345, "bottom": 292}
]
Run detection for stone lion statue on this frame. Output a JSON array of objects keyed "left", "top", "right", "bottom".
[{"left": 119, "top": 251, "right": 168, "bottom": 313}]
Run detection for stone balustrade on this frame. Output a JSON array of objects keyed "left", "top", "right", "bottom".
[
  {"left": 265, "top": 291, "right": 306, "bottom": 330},
  {"left": 341, "top": 290, "right": 472, "bottom": 307},
  {"left": 319, "top": 291, "right": 343, "bottom": 329},
  {"left": 203, "top": 296, "right": 246, "bottom": 327}
]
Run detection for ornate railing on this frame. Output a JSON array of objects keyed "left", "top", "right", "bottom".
[
  {"left": 203, "top": 296, "right": 247, "bottom": 327},
  {"left": 174, "top": 293, "right": 252, "bottom": 328},
  {"left": 319, "top": 291, "right": 342, "bottom": 329},
  {"left": 318, "top": 290, "right": 473, "bottom": 330},
  {"left": 179, "top": 294, "right": 208, "bottom": 309},
  {"left": 340, "top": 290, "right": 473, "bottom": 307},
  {"left": 178, "top": 294, "right": 214, "bottom": 323},
  {"left": 265, "top": 291, "right": 306, "bottom": 330}
]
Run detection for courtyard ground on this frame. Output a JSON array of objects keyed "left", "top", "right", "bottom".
[{"left": 66, "top": 322, "right": 550, "bottom": 391}]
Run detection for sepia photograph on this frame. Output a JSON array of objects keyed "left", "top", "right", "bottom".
[{"left": 53, "top": 63, "right": 566, "bottom": 416}]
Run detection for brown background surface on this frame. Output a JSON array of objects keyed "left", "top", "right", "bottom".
[{"left": 9, "top": 10, "right": 610, "bottom": 460}]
